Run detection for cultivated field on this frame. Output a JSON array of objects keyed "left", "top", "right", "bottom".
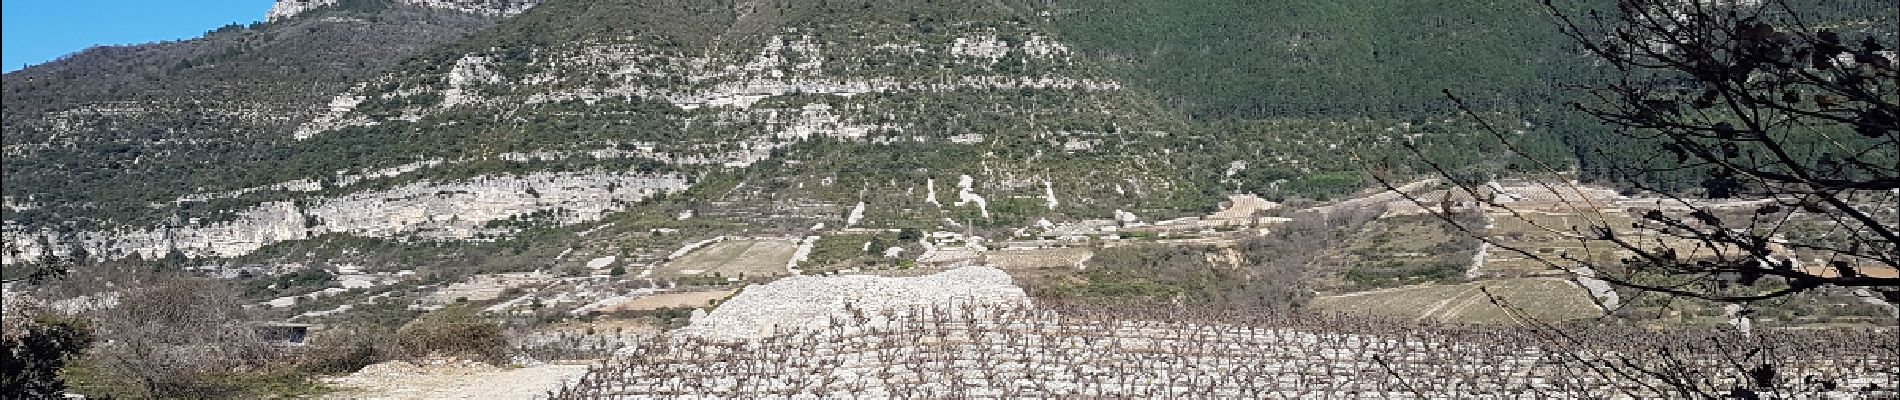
[
  {"left": 1312, "top": 277, "right": 1602, "bottom": 323},
  {"left": 1478, "top": 211, "right": 1633, "bottom": 278},
  {"left": 985, "top": 248, "right": 1094, "bottom": 271},
  {"left": 654, "top": 239, "right": 799, "bottom": 279},
  {"left": 597, "top": 289, "right": 737, "bottom": 312}
]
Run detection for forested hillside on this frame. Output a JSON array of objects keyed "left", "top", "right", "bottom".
[
  {"left": 1028, "top": 0, "right": 1896, "bottom": 193},
  {"left": 1026, "top": 0, "right": 1580, "bottom": 119},
  {"left": 1028, "top": 0, "right": 1894, "bottom": 117}
]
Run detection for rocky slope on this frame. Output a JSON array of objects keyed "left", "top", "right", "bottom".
[
  {"left": 2, "top": 1, "right": 505, "bottom": 232},
  {"left": 4, "top": 0, "right": 1212, "bottom": 267}
]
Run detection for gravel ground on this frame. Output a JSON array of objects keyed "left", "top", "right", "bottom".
[{"left": 320, "top": 358, "right": 593, "bottom": 400}]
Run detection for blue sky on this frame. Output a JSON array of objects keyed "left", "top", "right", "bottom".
[{"left": 3, "top": 1, "right": 274, "bottom": 72}]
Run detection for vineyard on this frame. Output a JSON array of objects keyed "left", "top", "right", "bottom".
[{"left": 549, "top": 304, "right": 1898, "bottom": 398}]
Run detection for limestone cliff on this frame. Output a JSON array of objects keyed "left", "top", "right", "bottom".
[{"left": 2, "top": 171, "right": 688, "bottom": 264}]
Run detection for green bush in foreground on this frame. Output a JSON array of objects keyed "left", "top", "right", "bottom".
[{"left": 2, "top": 315, "right": 95, "bottom": 398}]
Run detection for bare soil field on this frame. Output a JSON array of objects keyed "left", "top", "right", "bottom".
[
  {"left": 1313, "top": 277, "right": 1601, "bottom": 323},
  {"left": 985, "top": 248, "right": 1093, "bottom": 271},
  {"left": 597, "top": 289, "right": 736, "bottom": 312},
  {"left": 653, "top": 239, "right": 798, "bottom": 278}
]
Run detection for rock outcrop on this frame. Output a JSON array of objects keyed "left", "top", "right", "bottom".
[{"left": 3, "top": 171, "right": 688, "bottom": 264}]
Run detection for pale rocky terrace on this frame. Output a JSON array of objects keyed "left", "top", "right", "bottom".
[{"left": 2, "top": 171, "right": 689, "bottom": 264}]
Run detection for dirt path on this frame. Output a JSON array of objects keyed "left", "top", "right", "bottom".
[{"left": 320, "top": 358, "right": 592, "bottom": 400}]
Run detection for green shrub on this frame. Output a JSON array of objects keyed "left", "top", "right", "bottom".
[
  {"left": 2, "top": 315, "right": 95, "bottom": 397},
  {"left": 1343, "top": 261, "right": 1464, "bottom": 287}
]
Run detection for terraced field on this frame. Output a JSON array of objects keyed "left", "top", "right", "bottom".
[
  {"left": 597, "top": 289, "right": 737, "bottom": 313},
  {"left": 986, "top": 248, "right": 1094, "bottom": 271},
  {"left": 1313, "top": 277, "right": 1602, "bottom": 323},
  {"left": 654, "top": 240, "right": 799, "bottom": 279},
  {"left": 1318, "top": 215, "right": 1477, "bottom": 291},
  {"left": 1478, "top": 211, "right": 1635, "bottom": 278}
]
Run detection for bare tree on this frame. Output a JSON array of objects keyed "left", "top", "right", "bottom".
[
  {"left": 1363, "top": 0, "right": 1897, "bottom": 393},
  {"left": 1371, "top": 0, "right": 1896, "bottom": 309},
  {"left": 90, "top": 278, "right": 278, "bottom": 398}
]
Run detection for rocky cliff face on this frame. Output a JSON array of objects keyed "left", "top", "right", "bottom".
[
  {"left": 296, "top": 25, "right": 1127, "bottom": 154},
  {"left": 3, "top": 171, "right": 688, "bottom": 264},
  {"left": 282, "top": 0, "right": 1199, "bottom": 228}
]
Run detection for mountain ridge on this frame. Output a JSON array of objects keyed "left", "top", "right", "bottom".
[
  {"left": 3, "top": 0, "right": 1213, "bottom": 266},
  {"left": 267, "top": 0, "right": 540, "bottom": 21}
]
